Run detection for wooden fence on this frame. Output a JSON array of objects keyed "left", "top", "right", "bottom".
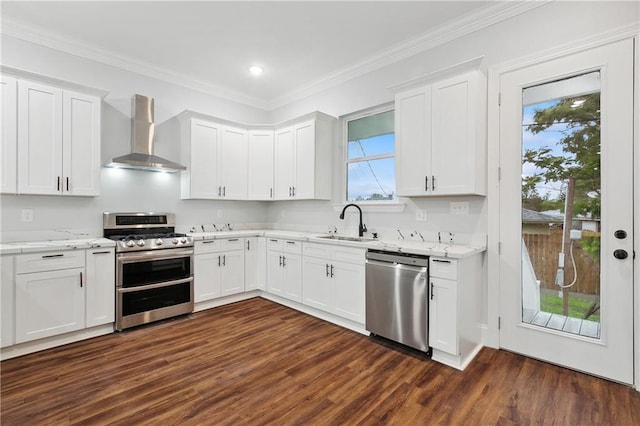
[{"left": 523, "top": 229, "right": 600, "bottom": 295}]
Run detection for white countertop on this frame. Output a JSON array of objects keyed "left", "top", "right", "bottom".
[
  {"left": 1, "top": 231, "right": 485, "bottom": 258},
  {"left": 0, "top": 238, "right": 115, "bottom": 255}
]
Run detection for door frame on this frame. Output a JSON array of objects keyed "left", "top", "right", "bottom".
[{"left": 486, "top": 27, "right": 639, "bottom": 389}]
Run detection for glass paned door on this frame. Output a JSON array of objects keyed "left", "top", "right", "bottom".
[
  {"left": 498, "top": 39, "right": 634, "bottom": 384},
  {"left": 521, "top": 72, "right": 602, "bottom": 338}
]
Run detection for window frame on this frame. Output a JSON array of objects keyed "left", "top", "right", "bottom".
[{"left": 342, "top": 103, "right": 398, "bottom": 205}]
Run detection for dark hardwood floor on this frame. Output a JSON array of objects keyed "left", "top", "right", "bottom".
[{"left": 2, "top": 297, "right": 639, "bottom": 425}]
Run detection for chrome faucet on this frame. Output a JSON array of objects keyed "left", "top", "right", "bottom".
[{"left": 339, "top": 204, "right": 367, "bottom": 237}]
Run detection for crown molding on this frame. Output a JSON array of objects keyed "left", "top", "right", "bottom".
[
  {"left": 265, "top": 0, "right": 550, "bottom": 110},
  {"left": 1, "top": 18, "right": 269, "bottom": 110},
  {"left": 2, "top": 1, "right": 548, "bottom": 112}
]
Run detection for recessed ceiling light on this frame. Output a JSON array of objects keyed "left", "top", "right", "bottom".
[{"left": 249, "top": 65, "right": 264, "bottom": 76}]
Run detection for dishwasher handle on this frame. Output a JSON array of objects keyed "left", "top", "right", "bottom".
[{"left": 366, "top": 258, "right": 428, "bottom": 273}]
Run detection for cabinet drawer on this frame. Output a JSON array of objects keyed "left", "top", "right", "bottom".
[
  {"left": 195, "top": 239, "right": 221, "bottom": 254},
  {"left": 16, "top": 250, "right": 85, "bottom": 274},
  {"left": 283, "top": 240, "right": 302, "bottom": 254},
  {"left": 303, "top": 242, "right": 331, "bottom": 259},
  {"left": 266, "top": 238, "right": 283, "bottom": 250},
  {"left": 429, "top": 257, "right": 457, "bottom": 280},
  {"left": 220, "top": 238, "right": 244, "bottom": 251},
  {"left": 332, "top": 246, "right": 365, "bottom": 265}
]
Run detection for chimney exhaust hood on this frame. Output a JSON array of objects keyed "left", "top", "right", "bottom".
[{"left": 106, "top": 94, "right": 186, "bottom": 173}]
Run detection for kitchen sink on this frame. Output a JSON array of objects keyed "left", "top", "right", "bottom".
[{"left": 315, "top": 235, "right": 375, "bottom": 242}]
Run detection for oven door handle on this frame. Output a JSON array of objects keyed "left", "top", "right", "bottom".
[
  {"left": 118, "top": 277, "right": 194, "bottom": 293},
  {"left": 117, "top": 249, "right": 194, "bottom": 262}
]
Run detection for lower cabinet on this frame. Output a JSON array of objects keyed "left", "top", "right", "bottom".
[
  {"left": 15, "top": 267, "right": 85, "bottom": 343},
  {"left": 1, "top": 255, "right": 15, "bottom": 348},
  {"left": 85, "top": 248, "right": 115, "bottom": 327},
  {"left": 194, "top": 238, "right": 246, "bottom": 303},
  {"left": 266, "top": 238, "right": 302, "bottom": 302},
  {"left": 429, "top": 276, "right": 458, "bottom": 355},
  {"left": 245, "top": 237, "right": 266, "bottom": 291},
  {"left": 302, "top": 243, "right": 365, "bottom": 324}
]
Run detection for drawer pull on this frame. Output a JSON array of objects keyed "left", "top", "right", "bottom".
[
  {"left": 286, "top": 241, "right": 296, "bottom": 245},
  {"left": 202, "top": 240, "right": 216, "bottom": 244},
  {"left": 42, "top": 254, "right": 64, "bottom": 259},
  {"left": 269, "top": 239, "right": 279, "bottom": 243},
  {"left": 91, "top": 251, "right": 111, "bottom": 255},
  {"left": 228, "top": 238, "right": 239, "bottom": 242},
  {"left": 432, "top": 259, "right": 451, "bottom": 264}
]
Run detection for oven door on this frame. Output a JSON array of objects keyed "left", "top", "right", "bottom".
[{"left": 116, "top": 249, "right": 194, "bottom": 330}]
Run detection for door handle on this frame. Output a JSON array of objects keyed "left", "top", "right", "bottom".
[
  {"left": 80, "top": 272, "right": 83, "bottom": 288},
  {"left": 282, "top": 256, "right": 286, "bottom": 267},
  {"left": 218, "top": 255, "right": 221, "bottom": 266},
  {"left": 432, "top": 175, "right": 436, "bottom": 191},
  {"left": 430, "top": 282, "right": 434, "bottom": 300},
  {"left": 614, "top": 230, "right": 627, "bottom": 239},
  {"left": 613, "top": 249, "right": 628, "bottom": 260},
  {"left": 66, "top": 177, "right": 69, "bottom": 191},
  {"left": 279, "top": 255, "right": 283, "bottom": 267},
  {"left": 330, "top": 264, "right": 334, "bottom": 278},
  {"left": 222, "top": 255, "right": 226, "bottom": 266},
  {"left": 325, "top": 264, "right": 329, "bottom": 277},
  {"left": 425, "top": 176, "right": 429, "bottom": 192}
]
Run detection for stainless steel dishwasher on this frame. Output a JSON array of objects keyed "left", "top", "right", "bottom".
[{"left": 365, "top": 249, "right": 430, "bottom": 353}]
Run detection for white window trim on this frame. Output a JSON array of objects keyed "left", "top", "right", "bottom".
[{"left": 341, "top": 102, "right": 405, "bottom": 212}]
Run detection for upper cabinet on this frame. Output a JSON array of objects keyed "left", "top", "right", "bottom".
[
  {"left": 395, "top": 70, "right": 486, "bottom": 197},
  {"left": 248, "top": 129, "right": 274, "bottom": 200},
  {"left": 1, "top": 75, "right": 17, "bottom": 194},
  {"left": 180, "top": 117, "right": 248, "bottom": 200},
  {"left": 274, "top": 115, "right": 334, "bottom": 200},
  {"left": 1, "top": 72, "right": 103, "bottom": 196},
  {"left": 180, "top": 111, "right": 335, "bottom": 202}
]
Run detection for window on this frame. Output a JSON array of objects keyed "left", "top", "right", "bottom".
[{"left": 345, "top": 108, "right": 395, "bottom": 202}]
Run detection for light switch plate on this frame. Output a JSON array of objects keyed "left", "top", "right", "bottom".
[
  {"left": 450, "top": 202, "right": 469, "bottom": 215},
  {"left": 21, "top": 209, "right": 34, "bottom": 222},
  {"left": 415, "top": 209, "right": 427, "bottom": 222}
]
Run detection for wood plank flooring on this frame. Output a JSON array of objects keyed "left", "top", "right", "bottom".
[{"left": 2, "top": 297, "right": 639, "bottom": 425}]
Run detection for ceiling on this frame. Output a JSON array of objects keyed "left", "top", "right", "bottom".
[{"left": 2, "top": 1, "right": 510, "bottom": 109}]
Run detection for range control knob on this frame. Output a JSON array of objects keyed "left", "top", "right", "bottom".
[
  {"left": 137, "top": 240, "right": 146, "bottom": 247},
  {"left": 155, "top": 239, "right": 163, "bottom": 246},
  {"left": 172, "top": 238, "right": 179, "bottom": 244},
  {"left": 180, "top": 237, "right": 187, "bottom": 244},
  {"left": 126, "top": 240, "right": 135, "bottom": 248}
]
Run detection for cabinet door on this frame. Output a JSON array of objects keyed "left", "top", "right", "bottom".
[
  {"left": 85, "top": 248, "right": 115, "bottom": 327},
  {"left": 302, "top": 256, "right": 332, "bottom": 312},
  {"left": 292, "top": 120, "right": 315, "bottom": 199},
  {"left": 17, "top": 80, "right": 63, "bottom": 195},
  {"left": 1, "top": 255, "right": 15, "bottom": 348},
  {"left": 1, "top": 75, "right": 17, "bottom": 194},
  {"left": 282, "top": 254, "right": 302, "bottom": 302},
  {"left": 220, "top": 250, "right": 245, "bottom": 296},
  {"left": 274, "top": 127, "right": 294, "bottom": 199},
  {"left": 431, "top": 72, "right": 479, "bottom": 195},
  {"left": 194, "top": 253, "right": 221, "bottom": 302},
  {"left": 266, "top": 250, "right": 284, "bottom": 296},
  {"left": 248, "top": 130, "right": 274, "bottom": 200},
  {"left": 186, "top": 119, "right": 221, "bottom": 199},
  {"left": 395, "top": 86, "right": 432, "bottom": 196},
  {"left": 245, "top": 237, "right": 266, "bottom": 291},
  {"left": 15, "top": 267, "right": 85, "bottom": 343},
  {"left": 332, "top": 261, "right": 365, "bottom": 323},
  {"left": 429, "top": 277, "right": 458, "bottom": 355},
  {"left": 220, "top": 126, "right": 248, "bottom": 199},
  {"left": 62, "top": 91, "right": 101, "bottom": 196}
]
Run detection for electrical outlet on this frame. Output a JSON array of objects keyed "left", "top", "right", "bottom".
[
  {"left": 450, "top": 202, "right": 469, "bottom": 215},
  {"left": 415, "top": 209, "right": 427, "bottom": 222},
  {"left": 217, "top": 209, "right": 223, "bottom": 218},
  {"left": 21, "top": 209, "right": 34, "bottom": 222}
]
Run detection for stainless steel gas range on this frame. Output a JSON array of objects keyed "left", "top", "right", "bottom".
[{"left": 103, "top": 212, "right": 194, "bottom": 331}]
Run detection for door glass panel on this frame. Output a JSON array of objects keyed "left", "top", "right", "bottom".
[{"left": 521, "top": 71, "right": 601, "bottom": 338}]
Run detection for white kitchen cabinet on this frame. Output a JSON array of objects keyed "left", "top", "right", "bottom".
[
  {"left": 182, "top": 118, "right": 221, "bottom": 199},
  {"left": 274, "top": 115, "right": 334, "bottom": 200},
  {"left": 266, "top": 238, "right": 302, "bottom": 302},
  {"left": 194, "top": 238, "right": 245, "bottom": 302},
  {"left": 219, "top": 126, "right": 248, "bottom": 199},
  {"left": 1, "top": 255, "right": 15, "bottom": 348},
  {"left": 1, "top": 75, "right": 17, "bottom": 194},
  {"left": 245, "top": 237, "right": 266, "bottom": 291},
  {"left": 428, "top": 254, "right": 483, "bottom": 370},
  {"left": 395, "top": 70, "right": 485, "bottom": 196},
  {"left": 17, "top": 80, "right": 101, "bottom": 196},
  {"left": 248, "top": 130, "right": 274, "bottom": 200},
  {"left": 85, "top": 248, "right": 115, "bottom": 327},
  {"left": 15, "top": 250, "right": 86, "bottom": 344},
  {"left": 302, "top": 243, "right": 365, "bottom": 323},
  {"left": 181, "top": 118, "right": 248, "bottom": 200}
]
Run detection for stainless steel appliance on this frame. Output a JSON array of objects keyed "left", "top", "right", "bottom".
[
  {"left": 365, "top": 249, "right": 430, "bottom": 353},
  {"left": 103, "top": 212, "right": 194, "bottom": 331}
]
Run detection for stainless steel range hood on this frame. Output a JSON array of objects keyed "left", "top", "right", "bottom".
[{"left": 106, "top": 94, "right": 186, "bottom": 173}]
